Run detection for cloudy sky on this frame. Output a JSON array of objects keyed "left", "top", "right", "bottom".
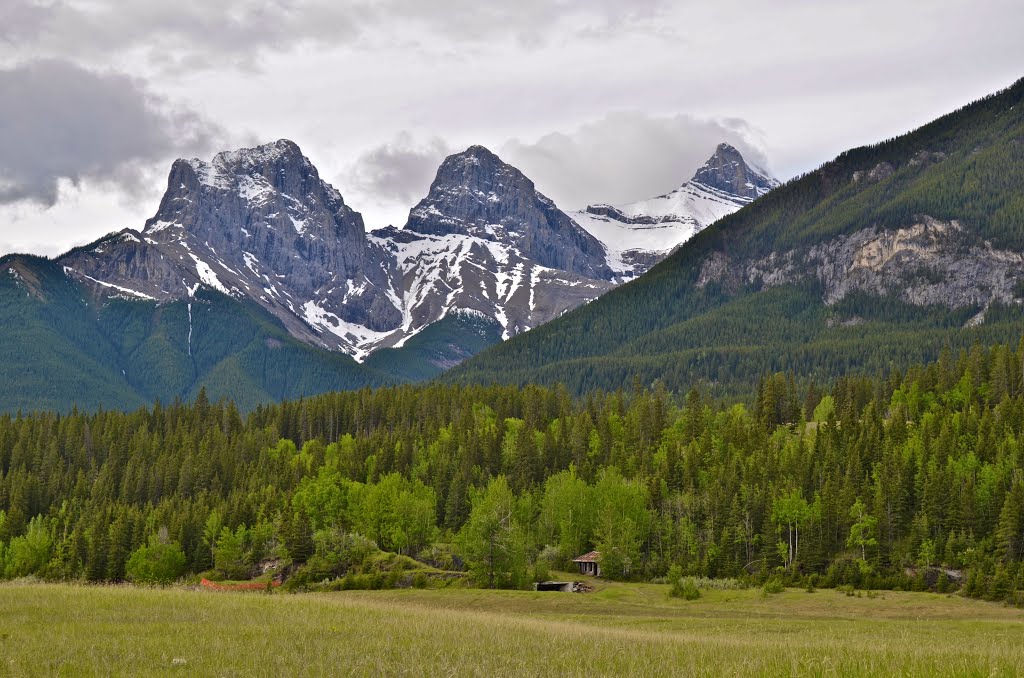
[{"left": 0, "top": 0, "right": 1021, "bottom": 257}]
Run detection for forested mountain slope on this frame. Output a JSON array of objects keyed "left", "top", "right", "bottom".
[
  {"left": 0, "top": 254, "right": 395, "bottom": 412},
  {"left": 449, "top": 77, "right": 1024, "bottom": 394}
]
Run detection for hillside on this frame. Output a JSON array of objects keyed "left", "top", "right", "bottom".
[
  {"left": 448, "top": 77, "right": 1024, "bottom": 394},
  {"left": 0, "top": 254, "right": 393, "bottom": 412}
]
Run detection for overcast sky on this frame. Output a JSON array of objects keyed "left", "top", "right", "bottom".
[{"left": 0, "top": 0, "right": 1021, "bottom": 257}]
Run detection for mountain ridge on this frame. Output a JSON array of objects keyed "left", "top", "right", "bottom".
[
  {"left": 0, "top": 136, "right": 777, "bottom": 412},
  {"left": 447, "top": 76, "right": 1024, "bottom": 394}
]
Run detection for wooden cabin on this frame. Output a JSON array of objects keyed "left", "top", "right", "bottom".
[{"left": 573, "top": 550, "right": 601, "bottom": 577}]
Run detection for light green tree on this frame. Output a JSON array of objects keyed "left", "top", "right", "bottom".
[
  {"left": 348, "top": 473, "right": 437, "bottom": 554},
  {"left": 539, "top": 466, "right": 593, "bottom": 564},
  {"left": 457, "top": 476, "right": 528, "bottom": 589},
  {"left": 917, "top": 539, "right": 937, "bottom": 569},
  {"left": 202, "top": 510, "right": 223, "bottom": 568},
  {"left": 126, "top": 533, "right": 187, "bottom": 585},
  {"left": 847, "top": 497, "right": 879, "bottom": 563},
  {"left": 213, "top": 525, "right": 249, "bottom": 580},
  {"left": 592, "top": 468, "right": 649, "bottom": 580},
  {"left": 292, "top": 468, "right": 348, "bottom": 531},
  {"left": 772, "top": 489, "right": 813, "bottom": 569},
  {"left": 4, "top": 516, "right": 52, "bottom": 578}
]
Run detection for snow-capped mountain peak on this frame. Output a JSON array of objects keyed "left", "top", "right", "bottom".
[
  {"left": 63, "top": 139, "right": 401, "bottom": 358},
  {"left": 406, "top": 145, "right": 612, "bottom": 280},
  {"left": 571, "top": 143, "right": 779, "bottom": 279},
  {"left": 691, "top": 142, "right": 777, "bottom": 199}
]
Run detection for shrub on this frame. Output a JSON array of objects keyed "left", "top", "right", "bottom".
[
  {"left": 126, "top": 537, "right": 187, "bottom": 585},
  {"left": 688, "top": 576, "right": 744, "bottom": 591},
  {"left": 762, "top": 577, "right": 785, "bottom": 595},
  {"left": 416, "top": 544, "right": 460, "bottom": 571},
  {"left": 666, "top": 566, "right": 701, "bottom": 600},
  {"left": 671, "top": 577, "right": 701, "bottom": 601}
]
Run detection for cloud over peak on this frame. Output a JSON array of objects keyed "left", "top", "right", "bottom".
[{"left": 500, "top": 112, "right": 771, "bottom": 209}]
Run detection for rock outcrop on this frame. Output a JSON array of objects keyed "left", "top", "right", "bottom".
[{"left": 696, "top": 215, "right": 1024, "bottom": 324}]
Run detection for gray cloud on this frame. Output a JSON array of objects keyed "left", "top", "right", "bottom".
[
  {"left": 0, "top": 1, "right": 363, "bottom": 70},
  {"left": 500, "top": 113, "right": 771, "bottom": 209},
  {"left": 377, "top": 0, "right": 671, "bottom": 47},
  {"left": 0, "top": 60, "right": 222, "bottom": 206},
  {"left": 0, "top": 0, "right": 671, "bottom": 70},
  {"left": 0, "top": 1, "right": 49, "bottom": 43},
  {"left": 345, "top": 133, "right": 452, "bottom": 218}
]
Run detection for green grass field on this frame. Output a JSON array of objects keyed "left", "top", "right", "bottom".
[{"left": 1, "top": 579, "right": 1022, "bottom": 676}]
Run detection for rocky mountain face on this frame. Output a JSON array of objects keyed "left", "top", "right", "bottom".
[
  {"left": 571, "top": 143, "right": 780, "bottom": 279},
  {"left": 696, "top": 215, "right": 1024, "bottom": 325},
  {"left": 691, "top": 142, "right": 777, "bottom": 199},
  {"left": 405, "top": 146, "right": 612, "bottom": 280},
  {"left": 58, "top": 142, "right": 621, "bottom": 360},
  {"left": 386, "top": 146, "right": 614, "bottom": 342},
  {"left": 61, "top": 140, "right": 401, "bottom": 358}
]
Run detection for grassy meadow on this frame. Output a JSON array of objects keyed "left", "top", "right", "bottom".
[{"left": 1, "top": 579, "right": 1023, "bottom": 676}]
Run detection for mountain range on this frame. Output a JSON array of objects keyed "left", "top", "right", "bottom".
[
  {"left": 0, "top": 138, "right": 767, "bottom": 411},
  {"left": 10, "top": 76, "right": 1020, "bottom": 414}
]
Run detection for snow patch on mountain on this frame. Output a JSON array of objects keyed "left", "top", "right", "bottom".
[
  {"left": 187, "top": 254, "right": 232, "bottom": 296},
  {"left": 301, "top": 300, "right": 393, "bottom": 362},
  {"left": 62, "top": 267, "right": 156, "bottom": 301}
]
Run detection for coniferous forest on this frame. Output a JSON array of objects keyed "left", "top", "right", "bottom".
[{"left": 2, "top": 339, "right": 1023, "bottom": 603}]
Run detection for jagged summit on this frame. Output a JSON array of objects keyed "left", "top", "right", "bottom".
[
  {"left": 570, "top": 143, "right": 779, "bottom": 279},
  {"left": 406, "top": 145, "right": 612, "bottom": 280},
  {"left": 146, "top": 139, "right": 348, "bottom": 236},
  {"left": 188, "top": 139, "right": 308, "bottom": 184},
  {"left": 691, "top": 143, "right": 776, "bottom": 199},
  {"left": 406, "top": 144, "right": 540, "bottom": 237}
]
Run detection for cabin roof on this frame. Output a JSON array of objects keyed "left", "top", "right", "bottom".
[{"left": 573, "top": 550, "right": 601, "bottom": 563}]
